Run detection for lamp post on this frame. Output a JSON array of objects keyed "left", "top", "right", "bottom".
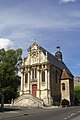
[{"left": 0, "top": 83, "right": 4, "bottom": 112}]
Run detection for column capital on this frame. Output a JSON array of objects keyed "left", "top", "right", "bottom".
[
  {"left": 21, "top": 69, "right": 24, "bottom": 74},
  {"left": 28, "top": 68, "right": 31, "bottom": 73}
]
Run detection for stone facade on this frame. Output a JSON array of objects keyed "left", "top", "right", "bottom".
[
  {"left": 20, "top": 42, "right": 74, "bottom": 106},
  {"left": 74, "top": 77, "right": 80, "bottom": 86},
  {"left": 61, "top": 69, "right": 74, "bottom": 105}
]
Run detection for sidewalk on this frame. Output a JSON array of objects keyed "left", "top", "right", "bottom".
[{"left": 72, "top": 116, "right": 80, "bottom": 120}]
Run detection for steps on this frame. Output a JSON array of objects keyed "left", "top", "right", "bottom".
[{"left": 13, "top": 94, "right": 43, "bottom": 108}]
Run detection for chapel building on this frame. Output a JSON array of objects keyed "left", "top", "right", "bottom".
[{"left": 19, "top": 42, "right": 74, "bottom": 106}]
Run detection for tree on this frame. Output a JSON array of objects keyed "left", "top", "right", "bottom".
[
  {"left": 0, "top": 48, "right": 22, "bottom": 103},
  {"left": 74, "top": 86, "right": 80, "bottom": 102}
]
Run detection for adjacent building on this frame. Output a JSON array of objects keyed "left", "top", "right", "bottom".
[{"left": 74, "top": 77, "right": 80, "bottom": 86}]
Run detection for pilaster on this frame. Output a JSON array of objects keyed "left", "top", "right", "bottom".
[
  {"left": 37, "top": 66, "right": 40, "bottom": 98},
  {"left": 45, "top": 67, "right": 48, "bottom": 88},
  {"left": 20, "top": 69, "right": 24, "bottom": 95},
  {"left": 47, "top": 67, "right": 50, "bottom": 90},
  {"left": 27, "top": 68, "right": 30, "bottom": 93}
]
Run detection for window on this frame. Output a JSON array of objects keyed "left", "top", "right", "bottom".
[
  {"left": 35, "top": 68, "right": 37, "bottom": 79},
  {"left": 32, "top": 68, "right": 37, "bottom": 80},
  {"left": 43, "top": 64, "right": 45, "bottom": 68},
  {"left": 62, "top": 83, "right": 65, "bottom": 90},
  {"left": 42, "top": 71, "right": 45, "bottom": 82},
  {"left": 32, "top": 68, "right": 34, "bottom": 79},
  {"left": 55, "top": 70, "right": 58, "bottom": 83},
  {"left": 25, "top": 73, "right": 28, "bottom": 83}
]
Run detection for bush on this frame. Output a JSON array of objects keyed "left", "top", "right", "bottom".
[
  {"left": 74, "top": 86, "right": 80, "bottom": 105},
  {"left": 74, "top": 86, "right": 80, "bottom": 101}
]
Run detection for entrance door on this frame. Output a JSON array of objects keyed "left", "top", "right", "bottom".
[{"left": 32, "top": 84, "right": 37, "bottom": 97}]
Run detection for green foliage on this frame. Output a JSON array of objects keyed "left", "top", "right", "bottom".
[
  {"left": 74, "top": 86, "right": 80, "bottom": 101},
  {"left": 0, "top": 48, "right": 22, "bottom": 103}
]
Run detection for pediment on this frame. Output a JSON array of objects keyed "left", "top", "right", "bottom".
[
  {"left": 25, "top": 42, "right": 47, "bottom": 65},
  {"left": 28, "top": 42, "right": 39, "bottom": 57}
]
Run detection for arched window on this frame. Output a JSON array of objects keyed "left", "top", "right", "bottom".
[
  {"left": 62, "top": 83, "right": 65, "bottom": 90},
  {"left": 32, "top": 68, "right": 37, "bottom": 80},
  {"left": 42, "top": 71, "right": 45, "bottom": 82},
  {"left": 25, "top": 73, "right": 28, "bottom": 83},
  {"left": 55, "top": 70, "right": 58, "bottom": 83}
]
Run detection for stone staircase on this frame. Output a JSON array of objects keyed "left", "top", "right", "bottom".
[{"left": 12, "top": 94, "right": 43, "bottom": 108}]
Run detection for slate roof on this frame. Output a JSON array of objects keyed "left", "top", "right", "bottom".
[{"left": 40, "top": 45, "right": 73, "bottom": 77}]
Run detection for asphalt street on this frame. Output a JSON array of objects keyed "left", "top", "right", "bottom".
[{"left": 0, "top": 106, "right": 80, "bottom": 120}]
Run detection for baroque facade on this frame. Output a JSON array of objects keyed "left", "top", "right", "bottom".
[{"left": 20, "top": 42, "right": 74, "bottom": 106}]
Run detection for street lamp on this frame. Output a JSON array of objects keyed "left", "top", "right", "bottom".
[{"left": 0, "top": 82, "right": 4, "bottom": 112}]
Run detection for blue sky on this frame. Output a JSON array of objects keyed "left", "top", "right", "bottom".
[{"left": 0, "top": 0, "right": 80, "bottom": 77}]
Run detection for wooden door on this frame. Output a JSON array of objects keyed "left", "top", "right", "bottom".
[{"left": 32, "top": 84, "right": 37, "bottom": 97}]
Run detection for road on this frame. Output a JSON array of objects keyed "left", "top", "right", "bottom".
[{"left": 1, "top": 106, "right": 80, "bottom": 120}]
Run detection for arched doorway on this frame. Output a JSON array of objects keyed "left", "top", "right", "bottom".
[{"left": 32, "top": 84, "right": 37, "bottom": 97}]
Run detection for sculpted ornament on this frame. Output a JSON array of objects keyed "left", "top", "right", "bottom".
[{"left": 31, "top": 49, "right": 38, "bottom": 58}]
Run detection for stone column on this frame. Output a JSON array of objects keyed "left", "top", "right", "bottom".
[
  {"left": 45, "top": 65, "right": 48, "bottom": 90},
  {"left": 43, "top": 65, "right": 48, "bottom": 104},
  {"left": 27, "top": 68, "right": 30, "bottom": 94},
  {"left": 47, "top": 68, "right": 50, "bottom": 90},
  {"left": 47, "top": 66, "right": 52, "bottom": 105},
  {"left": 37, "top": 66, "right": 40, "bottom": 98},
  {"left": 39, "top": 69, "right": 41, "bottom": 99},
  {"left": 20, "top": 69, "right": 24, "bottom": 95}
]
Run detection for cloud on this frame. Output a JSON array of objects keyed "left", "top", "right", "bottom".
[
  {"left": 59, "top": 0, "right": 76, "bottom": 4},
  {"left": 0, "top": 38, "right": 14, "bottom": 50},
  {"left": 0, "top": 0, "right": 79, "bottom": 34}
]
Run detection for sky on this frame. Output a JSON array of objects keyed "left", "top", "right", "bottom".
[{"left": 0, "top": 0, "right": 80, "bottom": 77}]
